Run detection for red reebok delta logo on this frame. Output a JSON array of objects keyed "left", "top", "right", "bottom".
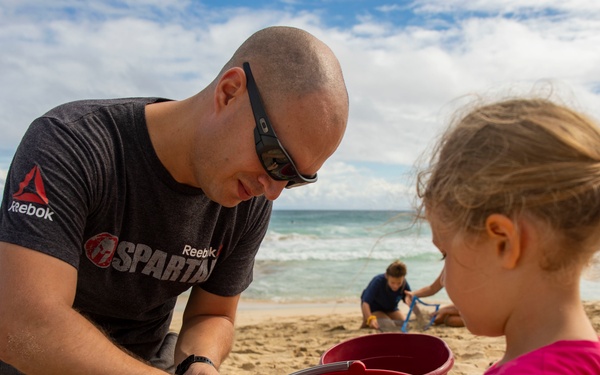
[
  {"left": 13, "top": 165, "right": 49, "bottom": 204},
  {"left": 8, "top": 165, "right": 55, "bottom": 221}
]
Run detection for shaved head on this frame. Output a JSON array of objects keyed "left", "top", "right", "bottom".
[{"left": 218, "top": 26, "right": 348, "bottom": 118}]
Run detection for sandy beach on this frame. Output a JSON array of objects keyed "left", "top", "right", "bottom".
[{"left": 169, "top": 297, "right": 600, "bottom": 375}]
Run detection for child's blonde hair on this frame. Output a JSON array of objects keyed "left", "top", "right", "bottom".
[{"left": 417, "top": 98, "right": 600, "bottom": 272}]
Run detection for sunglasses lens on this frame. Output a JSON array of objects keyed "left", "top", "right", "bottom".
[
  {"left": 261, "top": 150, "right": 295, "bottom": 179},
  {"left": 280, "top": 164, "right": 297, "bottom": 177},
  {"left": 259, "top": 147, "right": 317, "bottom": 188}
]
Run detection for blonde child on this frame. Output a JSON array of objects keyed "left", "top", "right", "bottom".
[{"left": 416, "top": 98, "right": 600, "bottom": 373}]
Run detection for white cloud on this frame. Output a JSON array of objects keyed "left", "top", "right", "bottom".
[
  {"left": 412, "top": 0, "right": 600, "bottom": 15},
  {"left": 273, "top": 161, "right": 414, "bottom": 210},
  {"left": 1, "top": 1, "right": 600, "bottom": 209},
  {"left": 321, "top": 8, "right": 600, "bottom": 170}
]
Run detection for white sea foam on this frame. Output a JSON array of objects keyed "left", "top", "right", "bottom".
[{"left": 244, "top": 210, "right": 600, "bottom": 302}]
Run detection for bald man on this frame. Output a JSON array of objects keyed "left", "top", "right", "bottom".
[{"left": 0, "top": 26, "right": 348, "bottom": 375}]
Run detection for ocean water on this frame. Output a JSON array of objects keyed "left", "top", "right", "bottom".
[{"left": 243, "top": 210, "right": 600, "bottom": 303}]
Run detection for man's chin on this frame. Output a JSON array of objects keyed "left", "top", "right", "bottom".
[
  {"left": 213, "top": 196, "right": 241, "bottom": 208},
  {"left": 203, "top": 190, "right": 241, "bottom": 208}
]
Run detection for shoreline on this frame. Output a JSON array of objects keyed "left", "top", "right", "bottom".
[
  {"left": 170, "top": 295, "right": 449, "bottom": 330},
  {"left": 171, "top": 296, "right": 371, "bottom": 330}
]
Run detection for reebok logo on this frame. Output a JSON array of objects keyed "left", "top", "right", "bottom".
[
  {"left": 13, "top": 165, "right": 48, "bottom": 204},
  {"left": 7, "top": 201, "right": 54, "bottom": 220},
  {"left": 8, "top": 165, "right": 55, "bottom": 221},
  {"left": 182, "top": 244, "right": 218, "bottom": 258}
]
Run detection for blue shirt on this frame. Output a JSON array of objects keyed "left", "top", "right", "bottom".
[{"left": 361, "top": 273, "right": 411, "bottom": 312}]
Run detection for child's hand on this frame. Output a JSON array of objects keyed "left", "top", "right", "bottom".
[
  {"left": 366, "top": 315, "right": 379, "bottom": 329},
  {"left": 404, "top": 291, "right": 414, "bottom": 305},
  {"left": 369, "top": 319, "right": 379, "bottom": 329}
]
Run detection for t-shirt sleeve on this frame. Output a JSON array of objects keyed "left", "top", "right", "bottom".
[
  {"left": 361, "top": 275, "right": 381, "bottom": 303},
  {"left": 0, "top": 116, "right": 110, "bottom": 269}
]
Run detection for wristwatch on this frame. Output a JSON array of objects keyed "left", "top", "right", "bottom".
[{"left": 175, "top": 354, "right": 215, "bottom": 374}]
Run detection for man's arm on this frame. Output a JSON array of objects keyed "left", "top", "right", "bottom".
[
  {"left": 0, "top": 242, "right": 168, "bottom": 375},
  {"left": 174, "top": 286, "right": 239, "bottom": 375}
]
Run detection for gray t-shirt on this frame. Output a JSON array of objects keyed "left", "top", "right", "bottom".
[{"left": 0, "top": 97, "right": 272, "bottom": 360}]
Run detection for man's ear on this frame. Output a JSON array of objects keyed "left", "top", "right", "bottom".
[
  {"left": 214, "top": 67, "right": 246, "bottom": 111},
  {"left": 485, "top": 214, "right": 521, "bottom": 269}
]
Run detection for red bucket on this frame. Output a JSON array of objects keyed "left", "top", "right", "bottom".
[
  {"left": 289, "top": 360, "right": 409, "bottom": 375},
  {"left": 319, "top": 333, "right": 454, "bottom": 375}
]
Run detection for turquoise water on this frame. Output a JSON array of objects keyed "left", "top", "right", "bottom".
[{"left": 244, "top": 210, "right": 600, "bottom": 303}]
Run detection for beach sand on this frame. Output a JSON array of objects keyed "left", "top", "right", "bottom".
[{"left": 170, "top": 298, "right": 600, "bottom": 375}]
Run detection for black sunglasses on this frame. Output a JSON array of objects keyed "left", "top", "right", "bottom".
[{"left": 243, "top": 62, "right": 317, "bottom": 188}]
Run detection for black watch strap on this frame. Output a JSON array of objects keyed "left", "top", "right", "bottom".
[{"left": 175, "top": 354, "right": 215, "bottom": 374}]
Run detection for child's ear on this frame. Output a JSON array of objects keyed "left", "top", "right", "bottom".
[{"left": 485, "top": 214, "right": 521, "bottom": 269}]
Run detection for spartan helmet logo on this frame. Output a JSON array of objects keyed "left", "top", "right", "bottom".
[{"left": 84, "top": 233, "right": 119, "bottom": 268}]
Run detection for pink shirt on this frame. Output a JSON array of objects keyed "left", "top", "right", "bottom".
[{"left": 484, "top": 339, "right": 600, "bottom": 374}]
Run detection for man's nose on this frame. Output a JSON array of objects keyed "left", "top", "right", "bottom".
[{"left": 258, "top": 175, "right": 288, "bottom": 201}]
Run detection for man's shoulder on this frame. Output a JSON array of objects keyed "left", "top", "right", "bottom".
[{"left": 42, "top": 97, "right": 169, "bottom": 123}]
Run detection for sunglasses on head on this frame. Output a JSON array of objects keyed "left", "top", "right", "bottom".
[{"left": 243, "top": 62, "right": 317, "bottom": 188}]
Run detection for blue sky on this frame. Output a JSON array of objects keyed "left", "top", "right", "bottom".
[{"left": 2, "top": 0, "right": 600, "bottom": 209}]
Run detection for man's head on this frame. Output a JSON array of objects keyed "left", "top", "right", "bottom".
[{"left": 192, "top": 26, "right": 349, "bottom": 207}]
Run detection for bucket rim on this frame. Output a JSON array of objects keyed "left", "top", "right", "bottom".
[{"left": 319, "top": 332, "right": 454, "bottom": 375}]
